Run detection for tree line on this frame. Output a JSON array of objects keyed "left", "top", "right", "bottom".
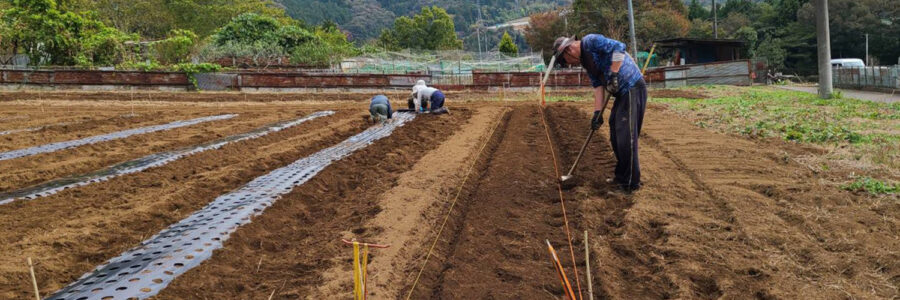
[
  {"left": 2, "top": 0, "right": 895, "bottom": 74},
  {"left": 525, "top": 0, "right": 899, "bottom": 74},
  {"left": 0, "top": 0, "right": 355, "bottom": 68},
  {"left": 276, "top": 0, "right": 565, "bottom": 51}
]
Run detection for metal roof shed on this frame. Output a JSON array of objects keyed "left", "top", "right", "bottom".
[{"left": 655, "top": 38, "right": 746, "bottom": 65}]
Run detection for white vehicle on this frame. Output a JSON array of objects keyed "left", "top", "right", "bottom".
[{"left": 831, "top": 58, "right": 865, "bottom": 68}]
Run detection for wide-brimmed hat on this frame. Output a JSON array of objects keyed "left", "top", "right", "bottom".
[{"left": 552, "top": 36, "right": 576, "bottom": 58}]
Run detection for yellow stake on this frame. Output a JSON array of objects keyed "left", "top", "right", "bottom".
[
  {"left": 361, "top": 245, "right": 368, "bottom": 299},
  {"left": 352, "top": 242, "right": 371, "bottom": 300},
  {"left": 641, "top": 44, "right": 657, "bottom": 75},
  {"left": 352, "top": 242, "right": 362, "bottom": 300}
]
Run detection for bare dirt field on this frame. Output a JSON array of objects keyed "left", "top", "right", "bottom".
[{"left": 0, "top": 91, "right": 896, "bottom": 299}]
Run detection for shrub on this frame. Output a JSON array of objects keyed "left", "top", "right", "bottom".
[
  {"left": 77, "top": 27, "right": 137, "bottom": 67},
  {"left": 151, "top": 30, "right": 199, "bottom": 64},
  {"left": 212, "top": 13, "right": 280, "bottom": 46}
]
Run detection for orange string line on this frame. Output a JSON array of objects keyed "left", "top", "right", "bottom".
[{"left": 537, "top": 103, "right": 584, "bottom": 300}]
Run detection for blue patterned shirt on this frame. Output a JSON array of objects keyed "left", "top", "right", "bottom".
[{"left": 580, "top": 34, "right": 643, "bottom": 95}]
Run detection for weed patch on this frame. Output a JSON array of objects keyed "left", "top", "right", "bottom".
[
  {"left": 842, "top": 176, "right": 898, "bottom": 195},
  {"left": 653, "top": 86, "right": 899, "bottom": 170}
]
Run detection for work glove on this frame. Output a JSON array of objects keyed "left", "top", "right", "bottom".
[
  {"left": 606, "top": 72, "right": 619, "bottom": 95},
  {"left": 591, "top": 110, "right": 603, "bottom": 130}
]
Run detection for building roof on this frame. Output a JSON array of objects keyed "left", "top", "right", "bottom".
[
  {"left": 654, "top": 38, "right": 746, "bottom": 48},
  {"left": 486, "top": 16, "right": 531, "bottom": 32}
]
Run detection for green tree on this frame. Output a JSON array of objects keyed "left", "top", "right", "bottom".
[
  {"left": 205, "top": 12, "right": 353, "bottom": 68},
  {"left": 800, "top": 0, "right": 899, "bottom": 65},
  {"left": 291, "top": 26, "right": 355, "bottom": 67},
  {"left": 755, "top": 38, "right": 787, "bottom": 71},
  {"left": 0, "top": 0, "right": 134, "bottom": 65},
  {"left": 78, "top": 26, "right": 135, "bottom": 66},
  {"left": 687, "top": 0, "right": 709, "bottom": 20},
  {"left": 524, "top": 9, "right": 567, "bottom": 59},
  {"left": 166, "top": 0, "right": 290, "bottom": 38},
  {"left": 498, "top": 31, "right": 518, "bottom": 56},
  {"left": 636, "top": 6, "right": 690, "bottom": 45},
  {"left": 65, "top": 0, "right": 290, "bottom": 39},
  {"left": 687, "top": 18, "right": 714, "bottom": 38},
  {"left": 719, "top": 0, "right": 755, "bottom": 19},
  {"left": 377, "top": 6, "right": 463, "bottom": 50},
  {"left": 734, "top": 26, "right": 758, "bottom": 57},
  {"left": 720, "top": 13, "right": 750, "bottom": 36},
  {"left": 212, "top": 13, "right": 281, "bottom": 46},
  {"left": 573, "top": 0, "right": 688, "bottom": 45},
  {"left": 277, "top": 0, "right": 567, "bottom": 47},
  {"left": 573, "top": 0, "right": 628, "bottom": 40}
]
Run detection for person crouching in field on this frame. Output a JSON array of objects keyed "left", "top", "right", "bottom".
[
  {"left": 409, "top": 80, "right": 449, "bottom": 115},
  {"left": 369, "top": 94, "right": 393, "bottom": 125}
]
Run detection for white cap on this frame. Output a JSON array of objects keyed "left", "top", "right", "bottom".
[{"left": 413, "top": 80, "right": 427, "bottom": 93}]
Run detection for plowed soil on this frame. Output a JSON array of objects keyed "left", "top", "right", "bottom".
[
  {"left": 0, "top": 92, "right": 896, "bottom": 299},
  {"left": 0, "top": 105, "right": 316, "bottom": 191},
  {"left": 595, "top": 105, "right": 899, "bottom": 299},
  {"left": 154, "top": 110, "right": 473, "bottom": 299},
  {"left": 309, "top": 106, "right": 509, "bottom": 299},
  {"left": 0, "top": 109, "right": 365, "bottom": 299},
  {"left": 0, "top": 108, "right": 211, "bottom": 151}
]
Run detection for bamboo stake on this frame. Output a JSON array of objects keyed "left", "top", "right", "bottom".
[
  {"left": 27, "top": 257, "right": 40, "bottom": 300},
  {"left": 584, "top": 231, "right": 593, "bottom": 300},
  {"left": 256, "top": 256, "right": 264, "bottom": 273}
]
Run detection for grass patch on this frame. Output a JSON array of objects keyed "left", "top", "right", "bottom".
[
  {"left": 841, "top": 176, "right": 898, "bottom": 195},
  {"left": 653, "top": 86, "right": 899, "bottom": 170}
]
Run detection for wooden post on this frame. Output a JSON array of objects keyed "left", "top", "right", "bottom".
[{"left": 27, "top": 257, "right": 40, "bottom": 300}]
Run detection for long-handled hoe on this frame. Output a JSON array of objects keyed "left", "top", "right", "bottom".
[{"left": 559, "top": 93, "right": 612, "bottom": 189}]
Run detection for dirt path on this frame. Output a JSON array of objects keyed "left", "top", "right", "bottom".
[
  {"left": 308, "top": 106, "right": 508, "bottom": 299},
  {"left": 400, "top": 105, "right": 595, "bottom": 299},
  {"left": 777, "top": 85, "right": 900, "bottom": 103},
  {"left": 153, "top": 110, "right": 472, "bottom": 299},
  {"left": 0, "top": 112, "right": 364, "bottom": 299}
]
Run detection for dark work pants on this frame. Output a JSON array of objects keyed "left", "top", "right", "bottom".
[
  {"left": 430, "top": 90, "right": 445, "bottom": 110},
  {"left": 609, "top": 79, "right": 646, "bottom": 188}
]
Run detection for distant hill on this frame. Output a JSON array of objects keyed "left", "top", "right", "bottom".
[{"left": 275, "top": 0, "right": 567, "bottom": 48}]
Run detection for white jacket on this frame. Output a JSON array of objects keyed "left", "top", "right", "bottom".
[
  {"left": 410, "top": 80, "right": 432, "bottom": 111},
  {"left": 413, "top": 87, "right": 438, "bottom": 111}
]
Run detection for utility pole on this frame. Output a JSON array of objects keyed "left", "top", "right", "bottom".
[
  {"left": 712, "top": 0, "right": 718, "bottom": 38},
  {"left": 816, "top": 0, "right": 833, "bottom": 98},
  {"left": 865, "top": 34, "right": 869, "bottom": 66},
  {"left": 626, "top": 0, "right": 638, "bottom": 58},
  {"left": 476, "top": 0, "right": 483, "bottom": 60}
]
